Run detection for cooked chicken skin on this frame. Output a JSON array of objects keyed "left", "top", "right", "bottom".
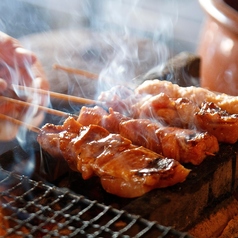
[
  {"left": 195, "top": 102, "right": 238, "bottom": 144},
  {"left": 99, "top": 87, "right": 199, "bottom": 127},
  {"left": 37, "top": 117, "right": 190, "bottom": 198},
  {"left": 98, "top": 81, "right": 238, "bottom": 144},
  {"left": 135, "top": 79, "right": 238, "bottom": 114},
  {"left": 78, "top": 106, "right": 219, "bottom": 165}
]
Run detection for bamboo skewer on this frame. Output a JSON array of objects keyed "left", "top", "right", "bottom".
[
  {"left": 1, "top": 82, "right": 107, "bottom": 135},
  {"left": 0, "top": 96, "right": 78, "bottom": 119},
  {"left": 53, "top": 64, "right": 99, "bottom": 80},
  {"left": 0, "top": 91, "right": 84, "bottom": 134},
  {"left": 0, "top": 113, "right": 40, "bottom": 134},
  {"left": 10, "top": 84, "right": 103, "bottom": 107}
]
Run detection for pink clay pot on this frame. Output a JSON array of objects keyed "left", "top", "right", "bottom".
[{"left": 198, "top": 0, "right": 238, "bottom": 95}]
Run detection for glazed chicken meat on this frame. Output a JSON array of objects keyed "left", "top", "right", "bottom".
[
  {"left": 37, "top": 117, "right": 190, "bottom": 198},
  {"left": 37, "top": 79, "right": 238, "bottom": 198},
  {"left": 78, "top": 106, "right": 219, "bottom": 165},
  {"left": 98, "top": 80, "right": 238, "bottom": 143}
]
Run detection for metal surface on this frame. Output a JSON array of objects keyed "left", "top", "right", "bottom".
[{"left": 0, "top": 166, "right": 192, "bottom": 238}]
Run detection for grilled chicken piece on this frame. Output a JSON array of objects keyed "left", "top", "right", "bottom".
[
  {"left": 130, "top": 93, "right": 199, "bottom": 127},
  {"left": 195, "top": 102, "right": 238, "bottom": 144},
  {"left": 78, "top": 106, "right": 219, "bottom": 165},
  {"left": 120, "top": 119, "right": 218, "bottom": 165},
  {"left": 37, "top": 117, "right": 190, "bottom": 198},
  {"left": 98, "top": 81, "right": 238, "bottom": 144},
  {"left": 135, "top": 79, "right": 238, "bottom": 114},
  {"left": 99, "top": 86, "right": 199, "bottom": 127}
]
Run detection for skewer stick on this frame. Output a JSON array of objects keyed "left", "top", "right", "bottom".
[
  {"left": 0, "top": 96, "right": 78, "bottom": 119},
  {"left": 10, "top": 84, "right": 103, "bottom": 107},
  {"left": 53, "top": 64, "right": 99, "bottom": 80},
  {"left": 0, "top": 113, "right": 40, "bottom": 134}
]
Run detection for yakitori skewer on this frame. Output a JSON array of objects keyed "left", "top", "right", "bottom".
[
  {"left": 53, "top": 64, "right": 99, "bottom": 80},
  {"left": 0, "top": 96, "right": 78, "bottom": 119},
  {"left": 0, "top": 111, "right": 190, "bottom": 198}
]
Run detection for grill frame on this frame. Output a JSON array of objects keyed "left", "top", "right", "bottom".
[{"left": 0, "top": 165, "right": 191, "bottom": 238}]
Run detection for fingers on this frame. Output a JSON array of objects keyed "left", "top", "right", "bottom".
[
  {"left": 0, "top": 45, "right": 37, "bottom": 67},
  {"left": 0, "top": 58, "right": 49, "bottom": 88},
  {"left": 0, "top": 32, "right": 49, "bottom": 141},
  {"left": 0, "top": 31, "right": 49, "bottom": 94},
  {"left": 30, "top": 60, "right": 50, "bottom": 107},
  {"left": 0, "top": 63, "right": 35, "bottom": 88},
  {"left": 15, "top": 47, "right": 37, "bottom": 67},
  {"left": 31, "top": 60, "right": 49, "bottom": 90},
  {"left": 0, "top": 32, "right": 36, "bottom": 67}
]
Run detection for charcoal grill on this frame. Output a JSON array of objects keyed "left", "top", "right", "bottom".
[
  {"left": 0, "top": 164, "right": 191, "bottom": 238},
  {"left": 0, "top": 125, "right": 237, "bottom": 237},
  {"left": 0, "top": 50, "right": 232, "bottom": 237}
]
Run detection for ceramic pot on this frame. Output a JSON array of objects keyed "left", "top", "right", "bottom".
[{"left": 198, "top": 0, "right": 238, "bottom": 95}]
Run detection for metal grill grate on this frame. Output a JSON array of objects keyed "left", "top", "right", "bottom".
[{"left": 0, "top": 166, "right": 192, "bottom": 238}]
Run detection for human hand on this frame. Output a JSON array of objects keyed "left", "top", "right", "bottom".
[
  {"left": 0, "top": 31, "right": 49, "bottom": 92},
  {"left": 0, "top": 32, "right": 49, "bottom": 141}
]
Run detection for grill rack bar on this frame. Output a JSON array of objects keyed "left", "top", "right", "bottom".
[{"left": 0, "top": 166, "right": 192, "bottom": 238}]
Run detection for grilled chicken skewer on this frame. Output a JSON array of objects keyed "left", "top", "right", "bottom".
[
  {"left": 6, "top": 80, "right": 238, "bottom": 144},
  {"left": 102, "top": 91, "right": 199, "bottom": 128},
  {"left": 37, "top": 116, "right": 190, "bottom": 198},
  {"left": 0, "top": 101, "right": 190, "bottom": 198},
  {"left": 77, "top": 106, "right": 219, "bottom": 165},
  {"left": 98, "top": 85, "right": 201, "bottom": 129},
  {"left": 98, "top": 82, "right": 238, "bottom": 143},
  {"left": 10, "top": 80, "right": 238, "bottom": 143}
]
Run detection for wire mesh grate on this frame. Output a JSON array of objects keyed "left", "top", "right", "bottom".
[{"left": 0, "top": 166, "right": 192, "bottom": 238}]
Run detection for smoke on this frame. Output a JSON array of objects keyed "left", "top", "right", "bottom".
[
  {"left": 4, "top": 0, "right": 181, "bottom": 93},
  {"left": 1, "top": 0, "right": 182, "bottom": 117},
  {"left": 0, "top": 0, "right": 183, "bottom": 174},
  {"left": 88, "top": 0, "right": 178, "bottom": 93}
]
